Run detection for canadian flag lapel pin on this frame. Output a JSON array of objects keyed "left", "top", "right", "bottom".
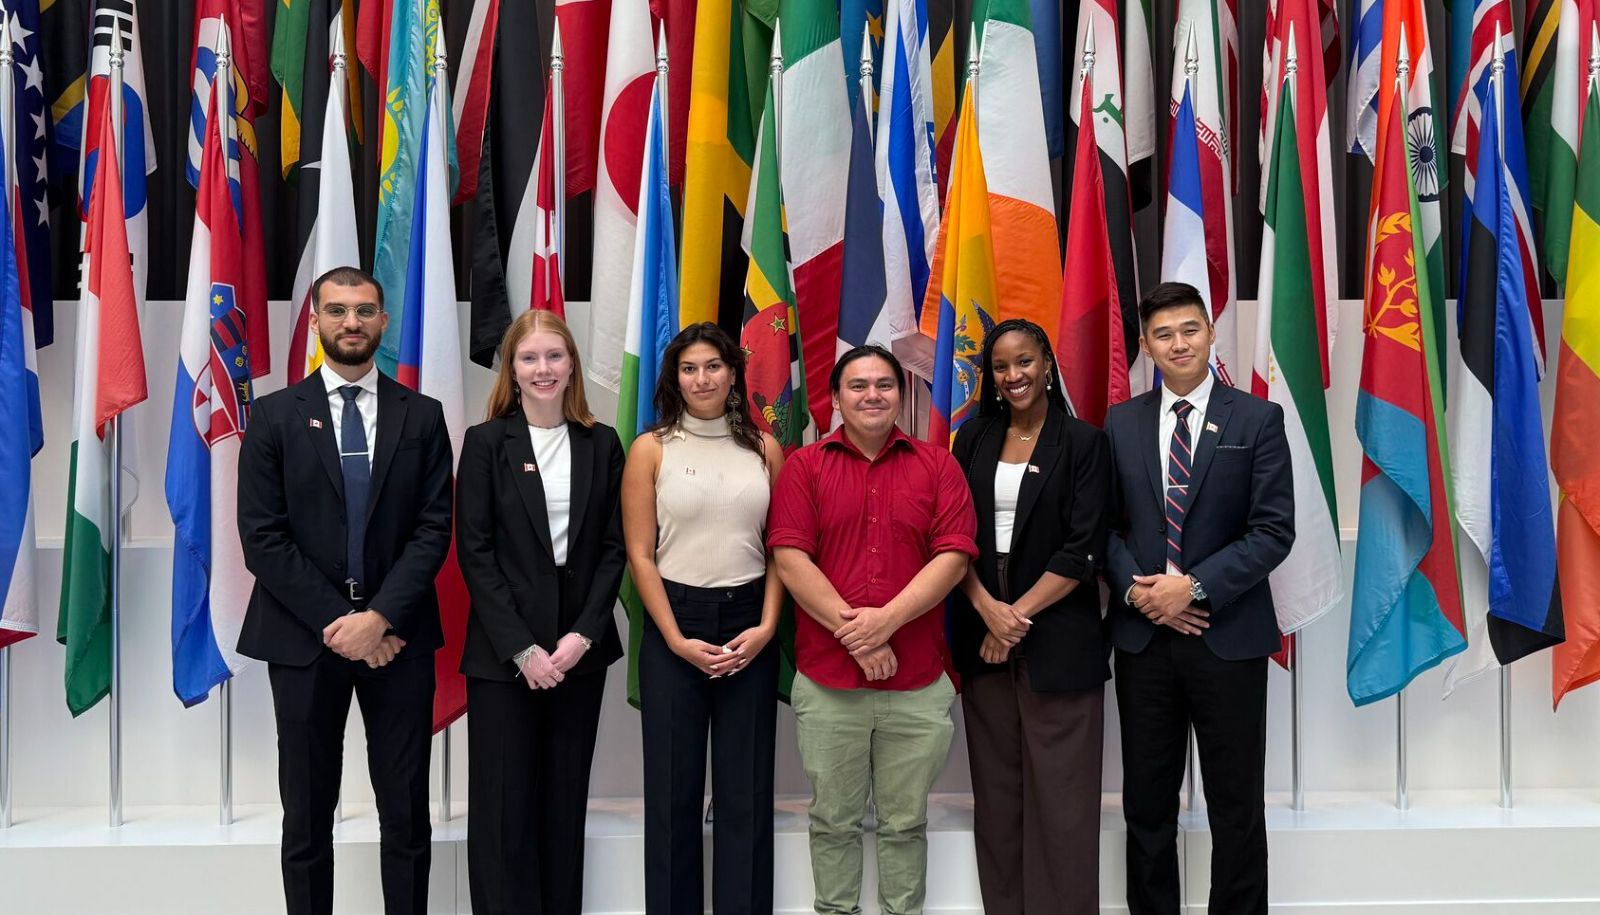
[
  {"left": 524, "top": 463, "right": 538, "bottom": 473},
  {"left": 308, "top": 418, "right": 323, "bottom": 430}
]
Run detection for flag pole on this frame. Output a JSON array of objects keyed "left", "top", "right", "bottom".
[
  {"left": 1489, "top": 28, "right": 1514, "bottom": 812},
  {"left": 430, "top": 33, "right": 454, "bottom": 825},
  {"left": 551, "top": 19, "right": 567, "bottom": 287},
  {"left": 656, "top": 25, "right": 670, "bottom": 174},
  {"left": 107, "top": 17, "right": 127, "bottom": 831},
  {"left": 212, "top": 18, "right": 237, "bottom": 829},
  {"left": 859, "top": 23, "right": 874, "bottom": 142},
  {"left": 770, "top": 22, "right": 784, "bottom": 163},
  {"left": 1292, "top": 635, "right": 1305, "bottom": 811},
  {"left": 1396, "top": 690, "right": 1408, "bottom": 810},
  {"left": 0, "top": 13, "right": 15, "bottom": 833}
]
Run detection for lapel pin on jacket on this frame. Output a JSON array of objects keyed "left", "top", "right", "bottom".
[
  {"left": 1027, "top": 464, "right": 1040, "bottom": 473},
  {"left": 523, "top": 463, "right": 537, "bottom": 473},
  {"left": 308, "top": 418, "right": 323, "bottom": 429},
  {"left": 1205, "top": 421, "right": 1219, "bottom": 434}
]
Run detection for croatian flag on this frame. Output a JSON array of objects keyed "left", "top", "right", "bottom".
[{"left": 166, "top": 32, "right": 255, "bottom": 706}]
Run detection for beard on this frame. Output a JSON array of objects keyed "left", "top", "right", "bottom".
[{"left": 319, "top": 328, "right": 381, "bottom": 366}]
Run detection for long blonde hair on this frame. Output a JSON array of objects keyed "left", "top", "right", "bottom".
[{"left": 484, "top": 310, "right": 597, "bottom": 426}]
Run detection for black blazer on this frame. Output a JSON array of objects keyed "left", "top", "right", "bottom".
[
  {"left": 454, "top": 414, "right": 626, "bottom": 681},
  {"left": 950, "top": 409, "right": 1112, "bottom": 691},
  {"left": 236, "top": 372, "right": 454, "bottom": 667},
  {"left": 1104, "top": 383, "right": 1295, "bottom": 661}
]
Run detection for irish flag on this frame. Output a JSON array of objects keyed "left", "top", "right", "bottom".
[{"left": 59, "top": 95, "right": 148, "bottom": 717}]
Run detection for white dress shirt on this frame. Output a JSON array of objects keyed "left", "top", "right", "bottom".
[
  {"left": 320, "top": 362, "right": 379, "bottom": 470},
  {"left": 1157, "top": 370, "right": 1215, "bottom": 575},
  {"left": 528, "top": 423, "right": 572, "bottom": 566}
]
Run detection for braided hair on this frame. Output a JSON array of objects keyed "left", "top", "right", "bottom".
[{"left": 976, "top": 318, "right": 1072, "bottom": 419}]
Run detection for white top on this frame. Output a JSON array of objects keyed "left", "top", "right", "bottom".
[
  {"left": 655, "top": 413, "right": 769, "bottom": 588},
  {"left": 993, "top": 461, "right": 1027, "bottom": 553},
  {"left": 1157, "top": 370, "right": 1216, "bottom": 574},
  {"left": 320, "top": 363, "right": 379, "bottom": 470},
  {"left": 529, "top": 423, "right": 573, "bottom": 566}
]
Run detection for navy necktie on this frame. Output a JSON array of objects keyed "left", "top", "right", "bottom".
[
  {"left": 339, "top": 385, "right": 370, "bottom": 588},
  {"left": 1165, "top": 399, "right": 1195, "bottom": 573}
]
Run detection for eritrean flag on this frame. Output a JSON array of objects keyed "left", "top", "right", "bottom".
[{"left": 1346, "top": 59, "right": 1466, "bottom": 707}]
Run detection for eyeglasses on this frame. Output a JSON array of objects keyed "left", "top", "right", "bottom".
[{"left": 320, "top": 304, "right": 383, "bottom": 322}]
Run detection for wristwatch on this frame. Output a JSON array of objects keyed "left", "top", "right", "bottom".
[{"left": 1188, "top": 576, "right": 1208, "bottom": 602}]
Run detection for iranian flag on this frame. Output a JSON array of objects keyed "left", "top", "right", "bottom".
[
  {"left": 58, "top": 96, "right": 147, "bottom": 717},
  {"left": 1253, "top": 28, "right": 1343, "bottom": 639},
  {"left": 778, "top": 0, "right": 848, "bottom": 433}
]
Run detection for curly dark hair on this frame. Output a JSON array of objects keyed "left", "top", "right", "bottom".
[
  {"left": 647, "top": 322, "right": 765, "bottom": 454},
  {"left": 976, "top": 318, "right": 1072, "bottom": 419}
]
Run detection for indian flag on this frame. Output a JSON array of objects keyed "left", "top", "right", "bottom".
[
  {"left": 58, "top": 96, "right": 148, "bottom": 717},
  {"left": 1253, "top": 33, "right": 1343, "bottom": 638}
]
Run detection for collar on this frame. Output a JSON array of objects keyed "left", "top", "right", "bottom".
[
  {"left": 1159, "top": 369, "right": 1215, "bottom": 418},
  {"left": 820, "top": 423, "right": 916, "bottom": 461},
  {"left": 320, "top": 362, "right": 380, "bottom": 399}
]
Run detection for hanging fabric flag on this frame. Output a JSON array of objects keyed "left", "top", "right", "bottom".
[
  {"left": 1552, "top": 37, "right": 1600, "bottom": 707},
  {"left": 355, "top": 0, "right": 393, "bottom": 105},
  {"left": 4, "top": 0, "right": 53, "bottom": 348},
  {"left": 584, "top": 0, "right": 653, "bottom": 388},
  {"left": 1121, "top": 0, "right": 1157, "bottom": 207},
  {"left": 837, "top": 52, "right": 888, "bottom": 375},
  {"left": 650, "top": 0, "right": 696, "bottom": 185},
  {"left": 273, "top": 0, "right": 361, "bottom": 179},
  {"left": 840, "top": 0, "right": 883, "bottom": 111},
  {"left": 41, "top": 0, "right": 87, "bottom": 179},
  {"left": 395, "top": 35, "right": 469, "bottom": 731},
  {"left": 283, "top": 4, "right": 360, "bottom": 383},
  {"left": 528, "top": 46, "right": 565, "bottom": 318},
  {"left": 1521, "top": 0, "right": 1597, "bottom": 283},
  {"left": 1168, "top": 1, "right": 1236, "bottom": 387},
  {"left": 1347, "top": 0, "right": 1383, "bottom": 158},
  {"left": 1059, "top": 40, "right": 1130, "bottom": 429},
  {"left": 1254, "top": 23, "right": 1343, "bottom": 646},
  {"left": 1026, "top": 0, "right": 1063, "bottom": 159},
  {"left": 189, "top": 0, "right": 272, "bottom": 380},
  {"left": 1445, "top": 39, "right": 1562, "bottom": 695},
  {"left": 924, "top": 79, "right": 997, "bottom": 446},
  {"left": 873, "top": 0, "right": 940, "bottom": 375},
  {"left": 57, "top": 0, "right": 157, "bottom": 297},
  {"left": 779, "top": 0, "right": 849, "bottom": 432},
  {"left": 373, "top": 0, "right": 444, "bottom": 376},
  {"left": 168, "top": 36, "right": 256, "bottom": 707},
  {"left": 929, "top": 0, "right": 957, "bottom": 193},
  {"left": 680, "top": 0, "right": 771, "bottom": 330},
  {"left": 1069, "top": 2, "right": 1141, "bottom": 394},
  {"left": 1451, "top": 1, "right": 1545, "bottom": 372},
  {"left": 59, "top": 87, "right": 147, "bottom": 717},
  {"left": 556, "top": 0, "right": 611, "bottom": 197},
  {"left": 621, "top": 67, "right": 678, "bottom": 708},
  {"left": 1347, "top": 32, "right": 1466, "bottom": 706},
  {"left": 0, "top": 18, "right": 40, "bottom": 649},
  {"left": 446, "top": 0, "right": 499, "bottom": 205},
  {"left": 462, "top": 2, "right": 545, "bottom": 368}
]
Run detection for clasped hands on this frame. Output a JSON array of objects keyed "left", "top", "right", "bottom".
[
  {"left": 836, "top": 606, "right": 900, "bottom": 682},
  {"left": 975, "top": 593, "right": 1031, "bottom": 664},
  {"left": 1127, "top": 573, "right": 1210, "bottom": 635},
  {"left": 519, "top": 633, "right": 595, "bottom": 690},
  {"left": 323, "top": 609, "right": 405, "bottom": 668},
  {"left": 672, "top": 625, "right": 775, "bottom": 680}
]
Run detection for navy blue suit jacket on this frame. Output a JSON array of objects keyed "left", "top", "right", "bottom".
[{"left": 1104, "top": 382, "right": 1295, "bottom": 661}]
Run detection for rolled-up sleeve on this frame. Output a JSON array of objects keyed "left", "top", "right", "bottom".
[
  {"left": 928, "top": 451, "right": 979, "bottom": 560},
  {"left": 766, "top": 451, "right": 820, "bottom": 556},
  {"left": 1045, "top": 428, "right": 1112, "bottom": 583}
]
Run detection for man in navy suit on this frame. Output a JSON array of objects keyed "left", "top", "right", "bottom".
[{"left": 1104, "top": 282, "right": 1295, "bottom": 915}]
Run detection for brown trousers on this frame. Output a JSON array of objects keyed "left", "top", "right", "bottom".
[{"left": 962, "top": 660, "right": 1105, "bottom": 915}]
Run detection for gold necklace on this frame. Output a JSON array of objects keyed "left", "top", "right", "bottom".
[{"left": 1008, "top": 423, "right": 1044, "bottom": 442}]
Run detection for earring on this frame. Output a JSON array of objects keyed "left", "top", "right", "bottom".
[
  {"left": 728, "top": 391, "right": 743, "bottom": 412},
  {"left": 1046, "top": 379, "right": 1053, "bottom": 391}
]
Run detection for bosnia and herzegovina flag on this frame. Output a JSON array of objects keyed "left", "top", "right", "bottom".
[
  {"left": 396, "top": 31, "right": 470, "bottom": 732},
  {"left": 1444, "top": 47, "right": 1562, "bottom": 696},
  {"left": 1347, "top": 66, "right": 1466, "bottom": 707},
  {"left": 924, "top": 80, "right": 997, "bottom": 447},
  {"left": 1552, "top": 59, "right": 1600, "bottom": 708},
  {"left": 167, "top": 47, "right": 255, "bottom": 707},
  {"left": 740, "top": 51, "right": 807, "bottom": 453}
]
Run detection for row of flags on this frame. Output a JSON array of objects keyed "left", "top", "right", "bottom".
[{"left": 0, "top": 0, "right": 1596, "bottom": 728}]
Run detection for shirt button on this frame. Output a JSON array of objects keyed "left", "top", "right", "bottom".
[
  {"left": 870, "top": 546, "right": 878, "bottom": 553},
  {"left": 869, "top": 516, "right": 877, "bottom": 523},
  {"left": 870, "top": 487, "right": 878, "bottom": 495}
]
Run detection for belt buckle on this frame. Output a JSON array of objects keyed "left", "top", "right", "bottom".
[{"left": 345, "top": 578, "right": 364, "bottom": 604}]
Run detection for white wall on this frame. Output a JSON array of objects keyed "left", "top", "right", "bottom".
[{"left": 5, "top": 294, "right": 1599, "bottom": 812}]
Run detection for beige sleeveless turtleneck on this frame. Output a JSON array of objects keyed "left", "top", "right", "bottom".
[{"left": 653, "top": 413, "right": 770, "bottom": 588}]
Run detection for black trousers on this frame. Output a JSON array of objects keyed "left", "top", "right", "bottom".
[
  {"left": 639, "top": 578, "right": 777, "bottom": 915},
  {"left": 268, "top": 651, "right": 435, "bottom": 915},
  {"left": 1115, "top": 628, "right": 1268, "bottom": 915},
  {"left": 466, "top": 669, "right": 607, "bottom": 915}
]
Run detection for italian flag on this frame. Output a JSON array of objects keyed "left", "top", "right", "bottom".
[
  {"left": 58, "top": 100, "right": 147, "bottom": 717},
  {"left": 1253, "top": 44, "right": 1342, "bottom": 639}
]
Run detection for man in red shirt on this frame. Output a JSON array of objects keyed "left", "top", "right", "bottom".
[{"left": 769, "top": 345, "right": 978, "bottom": 915}]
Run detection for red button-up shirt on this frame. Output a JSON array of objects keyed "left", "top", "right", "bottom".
[{"left": 767, "top": 425, "right": 978, "bottom": 690}]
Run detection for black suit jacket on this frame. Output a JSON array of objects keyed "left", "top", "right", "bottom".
[
  {"left": 455, "top": 415, "right": 627, "bottom": 681},
  {"left": 1105, "top": 383, "right": 1295, "bottom": 661},
  {"left": 951, "top": 409, "right": 1112, "bottom": 691},
  {"left": 236, "top": 372, "right": 455, "bottom": 667}
]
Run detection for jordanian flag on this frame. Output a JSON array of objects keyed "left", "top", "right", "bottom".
[
  {"left": 1253, "top": 32, "right": 1343, "bottom": 643},
  {"left": 740, "top": 56, "right": 807, "bottom": 451},
  {"left": 1346, "top": 58, "right": 1466, "bottom": 707},
  {"left": 1552, "top": 55, "right": 1600, "bottom": 707},
  {"left": 59, "top": 94, "right": 148, "bottom": 717}
]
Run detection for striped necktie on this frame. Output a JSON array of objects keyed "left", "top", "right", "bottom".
[
  {"left": 1165, "top": 399, "right": 1195, "bottom": 573},
  {"left": 339, "top": 385, "right": 370, "bottom": 588}
]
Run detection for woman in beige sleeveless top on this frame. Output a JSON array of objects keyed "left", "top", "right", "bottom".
[{"left": 621, "top": 322, "right": 786, "bottom": 915}]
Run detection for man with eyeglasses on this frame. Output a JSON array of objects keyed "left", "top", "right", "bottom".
[{"left": 237, "top": 266, "right": 454, "bottom": 915}]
